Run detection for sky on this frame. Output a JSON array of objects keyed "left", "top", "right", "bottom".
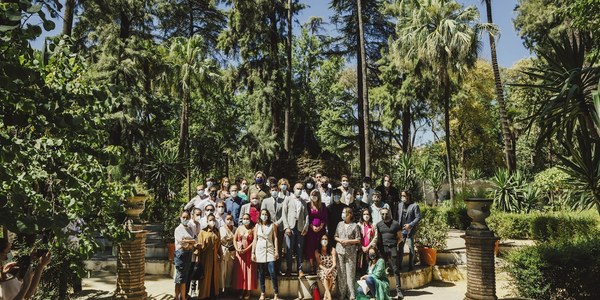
[{"left": 32, "top": 0, "right": 531, "bottom": 68}]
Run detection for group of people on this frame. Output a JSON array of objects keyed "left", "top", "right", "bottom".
[{"left": 174, "top": 171, "right": 421, "bottom": 300}]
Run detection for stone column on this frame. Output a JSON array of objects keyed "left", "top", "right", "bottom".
[
  {"left": 115, "top": 224, "right": 147, "bottom": 300},
  {"left": 462, "top": 198, "right": 498, "bottom": 300}
]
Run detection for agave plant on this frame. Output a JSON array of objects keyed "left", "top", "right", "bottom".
[{"left": 491, "top": 169, "right": 523, "bottom": 213}]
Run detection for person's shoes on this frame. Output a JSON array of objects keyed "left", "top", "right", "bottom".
[
  {"left": 298, "top": 270, "right": 305, "bottom": 278},
  {"left": 396, "top": 289, "right": 404, "bottom": 299}
]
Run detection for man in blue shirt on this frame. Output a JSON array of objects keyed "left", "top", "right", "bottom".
[{"left": 225, "top": 184, "right": 243, "bottom": 226}]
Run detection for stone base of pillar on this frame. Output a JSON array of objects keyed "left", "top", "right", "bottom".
[
  {"left": 462, "top": 231, "right": 499, "bottom": 300},
  {"left": 115, "top": 224, "right": 148, "bottom": 300}
]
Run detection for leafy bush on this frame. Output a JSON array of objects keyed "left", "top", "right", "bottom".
[
  {"left": 441, "top": 205, "right": 470, "bottom": 230},
  {"left": 488, "top": 212, "right": 599, "bottom": 241},
  {"left": 416, "top": 207, "right": 449, "bottom": 250},
  {"left": 491, "top": 169, "right": 528, "bottom": 212},
  {"left": 507, "top": 236, "right": 600, "bottom": 299}
]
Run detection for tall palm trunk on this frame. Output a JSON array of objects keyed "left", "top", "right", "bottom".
[
  {"left": 284, "top": 0, "right": 292, "bottom": 152},
  {"left": 485, "top": 0, "right": 516, "bottom": 173},
  {"left": 62, "top": 0, "right": 76, "bottom": 36},
  {"left": 441, "top": 66, "right": 455, "bottom": 203},
  {"left": 402, "top": 103, "right": 411, "bottom": 155},
  {"left": 357, "top": 0, "right": 371, "bottom": 177},
  {"left": 178, "top": 91, "right": 190, "bottom": 200}
]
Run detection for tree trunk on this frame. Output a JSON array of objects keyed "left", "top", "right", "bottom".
[
  {"left": 356, "top": 21, "right": 366, "bottom": 177},
  {"left": 284, "top": 0, "right": 292, "bottom": 152},
  {"left": 62, "top": 0, "right": 76, "bottom": 36},
  {"left": 269, "top": 3, "right": 281, "bottom": 139},
  {"left": 189, "top": 0, "right": 194, "bottom": 37},
  {"left": 119, "top": 11, "right": 130, "bottom": 41},
  {"left": 402, "top": 103, "right": 411, "bottom": 155},
  {"left": 485, "top": 0, "right": 516, "bottom": 173},
  {"left": 357, "top": 0, "right": 371, "bottom": 177},
  {"left": 441, "top": 67, "right": 455, "bottom": 203}
]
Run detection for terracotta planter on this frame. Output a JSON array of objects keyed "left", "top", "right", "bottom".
[
  {"left": 464, "top": 198, "right": 493, "bottom": 230},
  {"left": 167, "top": 242, "right": 175, "bottom": 261},
  {"left": 418, "top": 246, "right": 437, "bottom": 266},
  {"left": 494, "top": 240, "right": 499, "bottom": 257},
  {"left": 125, "top": 194, "right": 148, "bottom": 224}
]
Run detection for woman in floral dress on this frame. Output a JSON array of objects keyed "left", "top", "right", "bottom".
[{"left": 315, "top": 234, "right": 337, "bottom": 300}]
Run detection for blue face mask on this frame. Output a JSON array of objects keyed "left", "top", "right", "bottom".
[
  {"left": 256, "top": 177, "right": 264, "bottom": 184},
  {"left": 181, "top": 219, "right": 189, "bottom": 226}
]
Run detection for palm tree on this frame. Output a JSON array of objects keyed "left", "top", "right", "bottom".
[
  {"left": 483, "top": 0, "right": 517, "bottom": 173},
  {"left": 163, "top": 35, "right": 217, "bottom": 199},
  {"left": 389, "top": 0, "right": 482, "bottom": 203}
]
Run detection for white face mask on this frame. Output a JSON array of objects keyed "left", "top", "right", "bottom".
[
  {"left": 271, "top": 191, "right": 278, "bottom": 198},
  {"left": 321, "top": 240, "right": 328, "bottom": 247},
  {"left": 333, "top": 195, "right": 341, "bottom": 203},
  {"left": 181, "top": 218, "right": 189, "bottom": 226},
  {"left": 294, "top": 189, "right": 302, "bottom": 197},
  {"left": 217, "top": 207, "right": 225, "bottom": 214},
  {"left": 306, "top": 183, "right": 314, "bottom": 189},
  {"left": 280, "top": 184, "right": 287, "bottom": 191},
  {"left": 195, "top": 215, "right": 202, "bottom": 222},
  {"left": 240, "top": 184, "right": 247, "bottom": 191},
  {"left": 341, "top": 212, "right": 347, "bottom": 220},
  {"left": 363, "top": 215, "right": 370, "bottom": 221},
  {"left": 310, "top": 196, "right": 318, "bottom": 202},
  {"left": 226, "top": 219, "right": 233, "bottom": 226},
  {"left": 384, "top": 181, "right": 391, "bottom": 187},
  {"left": 242, "top": 219, "right": 250, "bottom": 226},
  {"left": 251, "top": 199, "right": 259, "bottom": 206},
  {"left": 197, "top": 190, "right": 205, "bottom": 197},
  {"left": 206, "top": 181, "right": 214, "bottom": 188},
  {"left": 260, "top": 215, "right": 268, "bottom": 222},
  {"left": 208, "top": 220, "right": 216, "bottom": 227},
  {"left": 342, "top": 181, "right": 349, "bottom": 188},
  {"left": 230, "top": 191, "right": 237, "bottom": 198}
]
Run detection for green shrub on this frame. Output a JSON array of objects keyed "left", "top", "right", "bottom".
[
  {"left": 507, "top": 236, "right": 600, "bottom": 299},
  {"left": 488, "top": 212, "right": 599, "bottom": 241},
  {"left": 442, "top": 206, "right": 470, "bottom": 230},
  {"left": 416, "top": 207, "right": 449, "bottom": 249}
]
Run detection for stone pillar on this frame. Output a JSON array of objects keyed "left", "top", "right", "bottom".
[
  {"left": 114, "top": 224, "right": 148, "bottom": 300},
  {"left": 462, "top": 198, "right": 498, "bottom": 300}
]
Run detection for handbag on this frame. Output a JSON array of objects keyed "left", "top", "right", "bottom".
[{"left": 191, "top": 262, "right": 204, "bottom": 281}]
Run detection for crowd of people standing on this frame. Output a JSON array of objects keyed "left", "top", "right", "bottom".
[{"left": 174, "top": 171, "right": 421, "bottom": 300}]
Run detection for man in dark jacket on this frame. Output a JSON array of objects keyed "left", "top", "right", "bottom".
[{"left": 397, "top": 190, "right": 421, "bottom": 271}]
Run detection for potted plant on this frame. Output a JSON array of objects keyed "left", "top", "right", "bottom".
[{"left": 415, "top": 208, "right": 449, "bottom": 266}]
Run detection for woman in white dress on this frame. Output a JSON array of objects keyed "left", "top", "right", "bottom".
[
  {"left": 251, "top": 209, "right": 279, "bottom": 300},
  {"left": 219, "top": 214, "right": 237, "bottom": 294}
]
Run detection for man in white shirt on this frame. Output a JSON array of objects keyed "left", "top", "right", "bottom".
[
  {"left": 184, "top": 184, "right": 208, "bottom": 211},
  {"left": 369, "top": 191, "right": 389, "bottom": 224},
  {"left": 361, "top": 176, "right": 375, "bottom": 206},
  {"left": 196, "top": 187, "right": 219, "bottom": 217}
]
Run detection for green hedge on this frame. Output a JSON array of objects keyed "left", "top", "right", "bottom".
[
  {"left": 507, "top": 236, "right": 600, "bottom": 299},
  {"left": 487, "top": 212, "right": 598, "bottom": 241},
  {"left": 443, "top": 206, "right": 471, "bottom": 230}
]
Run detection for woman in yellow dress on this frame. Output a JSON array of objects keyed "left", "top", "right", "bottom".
[{"left": 196, "top": 213, "right": 223, "bottom": 300}]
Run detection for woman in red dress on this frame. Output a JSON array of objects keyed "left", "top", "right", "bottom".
[
  {"left": 305, "top": 189, "right": 328, "bottom": 274},
  {"left": 233, "top": 213, "right": 257, "bottom": 299}
]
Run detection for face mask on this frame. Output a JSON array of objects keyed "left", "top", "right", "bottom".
[
  {"left": 251, "top": 199, "right": 259, "bottom": 206},
  {"left": 401, "top": 196, "right": 408, "bottom": 202},
  {"left": 227, "top": 220, "right": 233, "bottom": 226},
  {"left": 342, "top": 181, "right": 349, "bottom": 188},
  {"left": 341, "top": 212, "right": 347, "bottom": 220},
  {"left": 256, "top": 177, "right": 264, "bottom": 184},
  {"left": 280, "top": 184, "right": 287, "bottom": 191},
  {"left": 294, "top": 190, "right": 302, "bottom": 197},
  {"left": 230, "top": 191, "right": 237, "bottom": 198},
  {"left": 241, "top": 184, "right": 247, "bottom": 190},
  {"left": 310, "top": 196, "right": 318, "bottom": 202},
  {"left": 266, "top": 182, "right": 271, "bottom": 187},
  {"left": 333, "top": 195, "right": 341, "bottom": 203},
  {"left": 306, "top": 183, "right": 314, "bottom": 189},
  {"left": 327, "top": 183, "right": 332, "bottom": 189},
  {"left": 195, "top": 215, "right": 201, "bottom": 222},
  {"left": 217, "top": 207, "right": 225, "bottom": 214},
  {"left": 369, "top": 253, "right": 377, "bottom": 260},
  {"left": 321, "top": 240, "right": 328, "bottom": 247},
  {"left": 181, "top": 219, "right": 189, "bottom": 226},
  {"left": 260, "top": 215, "right": 268, "bottom": 222},
  {"left": 197, "top": 190, "right": 205, "bottom": 197},
  {"left": 271, "top": 191, "right": 278, "bottom": 198},
  {"left": 208, "top": 220, "right": 216, "bottom": 227},
  {"left": 363, "top": 215, "right": 370, "bottom": 221},
  {"left": 210, "top": 191, "right": 217, "bottom": 198},
  {"left": 242, "top": 219, "right": 250, "bottom": 226},
  {"left": 384, "top": 181, "right": 391, "bottom": 188},
  {"left": 207, "top": 181, "right": 214, "bottom": 188},
  {"left": 356, "top": 195, "right": 363, "bottom": 202}
]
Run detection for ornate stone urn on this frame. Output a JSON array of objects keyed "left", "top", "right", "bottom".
[
  {"left": 464, "top": 198, "right": 493, "bottom": 231},
  {"left": 124, "top": 194, "right": 148, "bottom": 224}
]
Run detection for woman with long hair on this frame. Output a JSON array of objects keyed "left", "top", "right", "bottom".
[
  {"left": 219, "top": 213, "right": 237, "bottom": 294},
  {"left": 306, "top": 189, "right": 328, "bottom": 275},
  {"left": 335, "top": 207, "right": 361, "bottom": 300},
  {"left": 357, "top": 208, "right": 378, "bottom": 276},
  {"left": 252, "top": 209, "right": 280, "bottom": 300},
  {"left": 315, "top": 234, "right": 337, "bottom": 300},
  {"left": 218, "top": 176, "right": 231, "bottom": 200},
  {"left": 233, "top": 213, "right": 257, "bottom": 300},
  {"left": 356, "top": 247, "right": 391, "bottom": 300}
]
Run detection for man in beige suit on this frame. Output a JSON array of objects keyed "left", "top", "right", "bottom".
[{"left": 282, "top": 182, "right": 309, "bottom": 277}]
